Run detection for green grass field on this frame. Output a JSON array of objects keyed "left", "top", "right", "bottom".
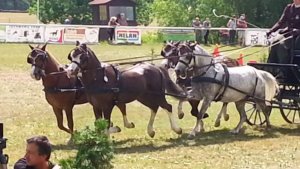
[{"left": 0, "top": 43, "right": 299, "bottom": 169}]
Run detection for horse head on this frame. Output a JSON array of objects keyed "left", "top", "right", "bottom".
[
  {"left": 161, "top": 41, "right": 180, "bottom": 68},
  {"left": 66, "top": 41, "right": 100, "bottom": 77},
  {"left": 174, "top": 43, "right": 195, "bottom": 78},
  {"left": 27, "top": 43, "right": 48, "bottom": 80}
]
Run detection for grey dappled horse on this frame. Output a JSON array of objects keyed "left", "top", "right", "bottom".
[{"left": 174, "top": 43, "right": 279, "bottom": 138}]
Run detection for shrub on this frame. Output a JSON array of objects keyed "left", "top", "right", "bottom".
[{"left": 60, "top": 120, "right": 114, "bottom": 169}]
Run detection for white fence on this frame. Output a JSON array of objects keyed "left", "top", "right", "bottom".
[{"left": 0, "top": 23, "right": 270, "bottom": 46}]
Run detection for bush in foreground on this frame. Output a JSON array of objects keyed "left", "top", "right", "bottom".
[{"left": 60, "top": 120, "right": 114, "bottom": 169}]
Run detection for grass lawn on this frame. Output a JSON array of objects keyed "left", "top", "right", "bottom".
[{"left": 0, "top": 42, "right": 299, "bottom": 169}]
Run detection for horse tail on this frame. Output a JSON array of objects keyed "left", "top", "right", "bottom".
[
  {"left": 261, "top": 71, "right": 279, "bottom": 106},
  {"left": 158, "top": 66, "right": 186, "bottom": 99}
]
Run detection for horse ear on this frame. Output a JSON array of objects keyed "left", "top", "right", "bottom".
[
  {"left": 81, "top": 43, "right": 87, "bottom": 51},
  {"left": 76, "top": 41, "right": 80, "bottom": 46},
  {"left": 190, "top": 43, "right": 197, "bottom": 50},
  {"left": 174, "top": 41, "right": 180, "bottom": 47},
  {"left": 41, "top": 43, "right": 47, "bottom": 51},
  {"left": 29, "top": 44, "right": 34, "bottom": 50}
]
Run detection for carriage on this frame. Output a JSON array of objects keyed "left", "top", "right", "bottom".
[{"left": 246, "top": 39, "right": 300, "bottom": 125}]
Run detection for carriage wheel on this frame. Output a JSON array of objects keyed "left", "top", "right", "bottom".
[
  {"left": 245, "top": 102, "right": 267, "bottom": 126},
  {"left": 279, "top": 98, "right": 300, "bottom": 124}
]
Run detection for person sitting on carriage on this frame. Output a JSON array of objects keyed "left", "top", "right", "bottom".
[{"left": 266, "top": 0, "right": 300, "bottom": 64}]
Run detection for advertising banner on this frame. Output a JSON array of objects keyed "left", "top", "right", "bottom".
[
  {"left": 115, "top": 28, "right": 141, "bottom": 44},
  {"left": 44, "top": 27, "right": 64, "bottom": 44},
  {"left": 6, "top": 25, "right": 44, "bottom": 43},
  {"left": 64, "top": 27, "right": 99, "bottom": 44},
  {"left": 245, "top": 29, "right": 269, "bottom": 46}
]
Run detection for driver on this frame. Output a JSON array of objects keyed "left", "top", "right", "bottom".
[{"left": 266, "top": 0, "right": 300, "bottom": 63}]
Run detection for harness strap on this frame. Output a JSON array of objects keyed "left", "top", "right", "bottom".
[
  {"left": 214, "top": 64, "right": 230, "bottom": 101},
  {"left": 111, "top": 65, "right": 121, "bottom": 104},
  {"left": 191, "top": 75, "right": 266, "bottom": 102},
  {"left": 250, "top": 70, "right": 259, "bottom": 98}
]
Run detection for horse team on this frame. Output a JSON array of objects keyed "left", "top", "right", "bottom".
[{"left": 26, "top": 41, "right": 279, "bottom": 139}]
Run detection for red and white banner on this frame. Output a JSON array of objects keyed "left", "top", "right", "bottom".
[
  {"left": 115, "top": 28, "right": 141, "bottom": 44},
  {"left": 64, "top": 27, "right": 99, "bottom": 44},
  {"left": 44, "top": 27, "right": 64, "bottom": 44}
]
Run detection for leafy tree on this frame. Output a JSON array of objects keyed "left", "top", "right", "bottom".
[
  {"left": 136, "top": 0, "right": 154, "bottom": 26},
  {"left": 152, "top": 0, "right": 291, "bottom": 28},
  {"left": 28, "top": 0, "right": 92, "bottom": 24}
]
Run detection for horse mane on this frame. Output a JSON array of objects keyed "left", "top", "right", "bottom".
[
  {"left": 194, "top": 44, "right": 210, "bottom": 56},
  {"left": 46, "top": 51, "right": 60, "bottom": 66}
]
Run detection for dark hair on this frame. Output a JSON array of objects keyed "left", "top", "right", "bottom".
[{"left": 27, "top": 136, "right": 51, "bottom": 161}]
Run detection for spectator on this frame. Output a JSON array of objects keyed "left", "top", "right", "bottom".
[
  {"left": 219, "top": 26, "right": 229, "bottom": 45},
  {"left": 64, "top": 16, "right": 73, "bottom": 24},
  {"left": 237, "top": 14, "right": 248, "bottom": 46},
  {"left": 227, "top": 15, "right": 237, "bottom": 45},
  {"left": 192, "top": 16, "right": 203, "bottom": 44},
  {"left": 203, "top": 18, "right": 211, "bottom": 45},
  {"left": 117, "top": 13, "right": 128, "bottom": 26},
  {"left": 14, "top": 136, "right": 60, "bottom": 169},
  {"left": 107, "top": 16, "right": 119, "bottom": 43}
]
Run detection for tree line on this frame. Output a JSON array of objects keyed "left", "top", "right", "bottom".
[{"left": 7, "top": 0, "right": 291, "bottom": 28}]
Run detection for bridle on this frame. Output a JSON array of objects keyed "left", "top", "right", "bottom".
[
  {"left": 68, "top": 46, "right": 89, "bottom": 71},
  {"left": 27, "top": 48, "right": 48, "bottom": 72},
  {"left": 177, "top": 44, "right": 196, "bottom": 69}
]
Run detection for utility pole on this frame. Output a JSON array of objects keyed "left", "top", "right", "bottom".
[{"left": 37, "top": 0, "right": 40, "bottom": 24}]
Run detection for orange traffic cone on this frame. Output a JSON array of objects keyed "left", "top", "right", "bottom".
[
  {"left": 237, "top": 53, "right": 244, "bottom": 66},
  {"left": 212, "top": 45, "right": 220, "bottom": 57}
]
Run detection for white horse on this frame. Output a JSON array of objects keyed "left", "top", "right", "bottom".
[{"left": 174, "top": 43, "right": 279, "bottom": 138}]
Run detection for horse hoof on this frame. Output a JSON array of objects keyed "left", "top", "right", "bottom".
[
  {"left": 175, "top": 128, "right": 183, "bottom": 135},
  {"left": 130, "top": 122, "right": 135, "bottom": 128},
  {"left": 178, "top": 113, "right": 184, "bottom": 119},
  {"left": 230, "top": 130, "right": 239, "bottom": 134},
  {"left": 214, "top": 121, "right": 221, "bottom": 127},
  {"left": 109, "top": 126, "right": 121, "bottom": 133},
  {"left": 110, "top": 122, "right": 114, "bottom": 127},
  {"left": 203, "top": 113, "right": 209, "bottom": 119},
  {"left": 224, "top": 114, "right": 230, "bottom": 121},
  {"left": 187, "top": 134, "right": 195, "bottom": 140},
  {"left": 148, "top": 131, "right": 155, "bottom": 138}
]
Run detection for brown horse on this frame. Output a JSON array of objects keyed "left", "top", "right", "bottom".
[
  {"left": 27, "top": 44, "right": 88, "bottom": 134},
  {"left": 161, "top": 41, "right": 239, "bottom": 127},
  {"left": 66, "top": 42, "right": 182, "bottom": 137}
]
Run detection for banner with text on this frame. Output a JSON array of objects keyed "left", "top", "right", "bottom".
[
  {"left": 6, "top": 25, "right": 44, "bottom": 43},
  {"left": 115, "top": 28, "right": 141, "bottom": 44},
  {"left": 245, "top": 29, "right": 269, "bottom": 46},
  {"left": 44, "top": 27, "right": 64, "bottom": 44},
  {"left": 64, "top": 27, "right": 99, "bottom": 44}
]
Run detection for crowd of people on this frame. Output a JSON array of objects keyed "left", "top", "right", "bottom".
[{"left": 192, "top": 13, "right": 248, "bottom": 46}]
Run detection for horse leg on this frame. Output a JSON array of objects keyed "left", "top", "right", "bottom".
[
  {"left": 177, "top": 99, "right": 185, "bottom": 119},
  {"left": 223, "top": 103, "right": 230, "bottom": 121},
  {"left": 147, "top": 110, "right": 157, "bottom": 138},
  {"left": 116, "top": 103, "right": 135, "bottom": 128},
  {"left": 231, "top": 101, "right": 247, "bottom": 134},
  {"left": 103, "top": 104, "right": 121, "bottom": 134},
  {"left": 188, "top": 98, "right": 211, "bottom": 139},
  {"left": 52, "top": 107, "right": 70, "bottom": 134},
  {"left": 161, "top": 101, "right": 182, "bottom": 135},
  {"left": 188, "top": 118, "right": 202, "bottom": 140},
  {"left": 65, "top": 107, "right": 74, "bottom": 134},
  {"left": 258, "top": 102, "right": 272, "bottom": 130},
  {"left": 214, "top": 103, "right": 228, "bottom": 127}
]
